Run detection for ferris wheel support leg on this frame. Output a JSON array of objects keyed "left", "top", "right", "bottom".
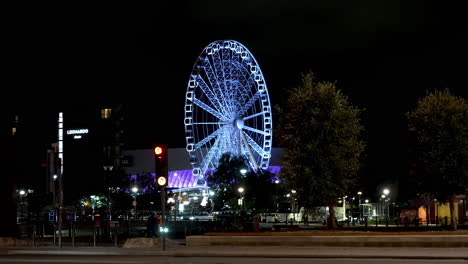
[{"left": 240, "top": 131, "right": 259, "bottom": 171}]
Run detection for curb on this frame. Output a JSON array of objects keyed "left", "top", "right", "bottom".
[{"left": 3, "top": 251, "right": 468, "bottom": 260}]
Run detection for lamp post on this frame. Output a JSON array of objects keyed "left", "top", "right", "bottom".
[
  {"left": 382, "top": 189, "right": 390, "bottom": 226},
  {"left": 131, "top": 187, "right": 138, "bottom": 218},
  {"left": 274, "top": 179, "right": 279, "bottom": 213},
  {"left": 238, "top": 187, "right": 244, "bottom": 212},
  {"left": 357, "top": 191, "right": 362, "bottom": 223},
  {"left": 18, "top": 190, "right": 27, "bottom": 224},
  {"left": 103, "top": 166, "right": 113, "bottom": 221}
]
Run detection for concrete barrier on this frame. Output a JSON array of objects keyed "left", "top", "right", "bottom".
[
  {"left": 186, "top": 235, "right": 468, "bottom": 247},
  {"left": 0, "top": 237, "right": 32, "bottom": 247},
  {"left": 123, "top": 237, "right": 182, "bottom": 248}
]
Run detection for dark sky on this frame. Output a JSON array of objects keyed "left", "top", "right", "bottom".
[{"left": 5, "top": 1, "right": 467, "bottom": 195}]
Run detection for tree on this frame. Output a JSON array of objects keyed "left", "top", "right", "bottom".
[
  {"left": 207, "top": 153, "right": 278, "bottom": 213},
  {"left": 407, "top": 89, "right": 467, "bottom": 230},
  {"left": 276, "top": 72, "right": 365, "bottom": 229},
  {"left": 207, "top": 153, "right": 248, "bottom": 211}
]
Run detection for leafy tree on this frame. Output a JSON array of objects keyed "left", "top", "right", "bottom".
[
  {"left": 207, "top": 153, "right": 278, "bottom": 213},
  {"left": 276, "top": 72, "right": 365, "bottom": 229},
  {"left": 207, "top": 153, "right": 248, "bottom": 210},
  {"left": 407, "top": 89, "right": 467, "bottom": 230}
]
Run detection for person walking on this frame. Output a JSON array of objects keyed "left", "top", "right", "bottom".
[{"left": 146, "top": 212, "right": 158, "bottom": 238}]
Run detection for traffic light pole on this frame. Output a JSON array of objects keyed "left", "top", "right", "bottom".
[{"left": 161, "top": 185, "right": 166, "bottom": 251}]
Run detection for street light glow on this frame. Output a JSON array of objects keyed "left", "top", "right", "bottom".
[
  {"left": 240, "top": 168, "right": 247, "bottom": 175},
  {"left": 132, "top": 187, "right": 139, "bottom": 193},
  {"left": 383, "top": 189, "right": 390, "bottom": 195},
  {"left": 19, "top": 190, "right": 26, "bottom": 196},
  {"left": 238, "top": 187, "right": 244, "bottom": 193},
  {"left": 357, "top": 191, "right": 362, "bottom": 195}
]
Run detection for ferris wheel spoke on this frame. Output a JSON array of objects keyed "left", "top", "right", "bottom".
[
  {"left": 199, "top": 136, "right": 221, "bottom": 175},
  {"left": 238, "top": 90, "right": 261, "bottom": 116},
  {"left": 242, "top": 111, "right": 265, "bottom": 121},
  {"left": 203, "top": 58, "right": 233, "bottom": 118},
  {"left": 240, "top": 131, "right": 260, "bottom": 170},
  {"left": 195, "top": 127, "right": 223, "bottom": 149},
  {"left": 242, "top": 131, "right": 266, "bottom": 157},
  {"left": 192, "top": 122, "right": 228, "bottom": 125},
  {"left": 195, "top": 75, "right": 223, "bottom": 113},
  {"left": 242, "top": 125, "right": 267, "bottom": 135},
  {"left": 192, "top": 97, "right": 227, "bottom": 121}
]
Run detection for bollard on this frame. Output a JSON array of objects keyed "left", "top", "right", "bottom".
[
  {"left": 71, "top": 222, "right": 75, "bottom": 247},
  {"left": 32, "top": 224, "right": 36, "bottom": 246},
  {"left": 114, "top": 229, "right": 118, "bottom": 248},
  {"left": 53, "top": 223, "right": 56, "bottom": 246},
  {"left": 93, "top": 222, "right": 97, "bottom": 247},
  {"left": 445, "top": 216, "right": 448, "bottom": 226},
  {"left": 364, "top": 217, "right": 368, "bottom": 229}
]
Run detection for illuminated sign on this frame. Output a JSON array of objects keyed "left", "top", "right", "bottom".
[
  {"left": 157, "top": 176, "right": 167, "bottom": 186},
  {"left": 66, "top": 129, "right": 89, "bottom": 135},
  {"left": 66, "top": 128, "right": 89, "bottom": 139}
]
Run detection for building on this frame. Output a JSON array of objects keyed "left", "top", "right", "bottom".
[
  {"left": 122, "top": 148, "right": 285, "bottom": 189},
  {"left": 47, "top": 104, "right": 125, "bottom": 204}
]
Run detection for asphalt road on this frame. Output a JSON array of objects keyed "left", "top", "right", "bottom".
[{"left": 0, "top": 256, "right": 467, "bottom": 264}]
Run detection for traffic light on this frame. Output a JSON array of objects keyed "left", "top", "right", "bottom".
[{"left": 154, "top": 144, "right": 168, "bottom": 186}]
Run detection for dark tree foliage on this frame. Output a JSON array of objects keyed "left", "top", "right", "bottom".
[
  {"left": 207, "top": 153, "right": 248, "bottom": 210},
  {"left": 407, "top": 89, "right": 468, "bottom": 230},
  {"left": 207, "top": 153, "right": 278, "bottom": 213},
  {"left": 276, "top": 72, "right": 365, "bottom": 229}
]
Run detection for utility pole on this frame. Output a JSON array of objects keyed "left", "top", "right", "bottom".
[
  {"left": 161, "top": 185, "right": 166, "bottom": 251},
  {"left": 57, "top": 158, "right": 63, "bottom": 248}
]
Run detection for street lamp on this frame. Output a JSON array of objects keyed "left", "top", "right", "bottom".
[
  {"left": 357, "top": 191, "right": 362, "bottom": 223},
  {"left": 238, "top": 187, "right": 244, "bottom": 211},
  {"left": 383, "top": 189, "right": 390, "bottom": 196},
  {"left": 382, "top": 189, "right": 390, "bottom": 225},
  {"left": 18, "top": 189, "right": 27, "bottom": 224},
  {"left": 240, "top": 168, "right": 247, "bottom": 176},
  {"left": 131, "top": 187, "right": 138, "bottom": 217}
]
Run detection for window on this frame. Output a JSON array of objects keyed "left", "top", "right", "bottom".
[{"left": 101, "top": 108, "right": 112, "bottom": 119}]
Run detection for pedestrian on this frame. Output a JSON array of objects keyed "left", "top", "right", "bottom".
[
  {"left": 303, "top": 214, "right": 309, "bottom": 226},
  {"left": 146, "top": 212, "right": 158, "bottom": 238}
]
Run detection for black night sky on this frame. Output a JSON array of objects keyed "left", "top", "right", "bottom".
[{"left": 4, "top": 1, "right": 467, "bottom": 198}]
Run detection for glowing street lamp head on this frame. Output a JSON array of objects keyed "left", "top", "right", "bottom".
[
  {"left": 357, "top": 191, "right": 362, "bottom": 195},
  {"left": 19, "top": 190, "right": 26, "bottom": 196},
  {"left": 240, "top": 168, "right": 247, "bottom": 175},
  {"left": 383, "top": 189, "right": 390, "bottom": 195},
  {"left": 238, "top": 187, "right": 244, "bottom": 193},
  {"left": 132, "top": 187, "right": 139, "bottom": 193}
]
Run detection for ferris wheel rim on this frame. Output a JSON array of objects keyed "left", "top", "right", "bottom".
[{"left": 184, "top": 40, "right": 272, "bottom": 183}]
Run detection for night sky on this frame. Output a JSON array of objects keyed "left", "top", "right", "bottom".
[{"left": 5, "top": 1, "right": 467, "bottom": 198}]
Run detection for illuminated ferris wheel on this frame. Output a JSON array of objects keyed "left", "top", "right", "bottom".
[{"left": 184, "top": 40, "right": 272, "bottom": 185}]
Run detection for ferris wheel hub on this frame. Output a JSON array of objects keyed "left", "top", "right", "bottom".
[{"left": 235, "top": 118, "right": 245, "bottom": 130}]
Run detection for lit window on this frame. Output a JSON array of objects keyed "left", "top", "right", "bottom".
[
  {"left": 12, "top": 127, "right": 16, "bottom": 136},
  {"left": 101, "top": 108, "right": 112, "bottom": 119}
]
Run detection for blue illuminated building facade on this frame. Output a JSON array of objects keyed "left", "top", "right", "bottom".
[{"left": 122, "top": 148, "right": 284, "bottom": 190}]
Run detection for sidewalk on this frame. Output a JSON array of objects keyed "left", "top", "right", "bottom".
[{"left": 1, "top": 245, "right": 468, "bottom": 259}]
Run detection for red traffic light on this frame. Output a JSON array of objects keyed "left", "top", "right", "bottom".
[{"left": 154, "top": 146, "right": 163, "bottom": 155}]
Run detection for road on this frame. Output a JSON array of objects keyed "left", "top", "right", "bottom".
[{"left": 0, "top": 255, "right": 467, "bottom": 264}]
